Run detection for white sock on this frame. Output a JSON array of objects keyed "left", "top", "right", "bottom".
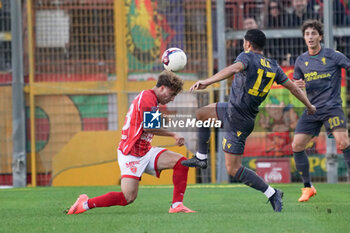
[
  {"left": 83, "top": 201, "right": 90, "bottom": 210},
  {"left": 264, "top": 186, "right": 276, "bottom": 199},
  {"left": 171, "top": 202, "right": 182, "bottom": 208},
  {"left": 196, "top": 152, "right": 207, "bottom": 160}
]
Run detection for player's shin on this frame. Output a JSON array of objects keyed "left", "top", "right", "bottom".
[
  {"left": 197, "top": 126, "right": 210, "bottom": 159},
  {"left": 293, "top": 151, "right": 312, "bottom": 187},
  {"left": 172, "top": 157, "right": 189, "bottom": 204},
  {"left": 233, "top": 166, "right": 270, "bottom": 193},
  {"left": 181, "top": 127, "right": 209, "bottom": 168},
  {"left": 87, "top": 191, "right": 128, "bottom": 209}
]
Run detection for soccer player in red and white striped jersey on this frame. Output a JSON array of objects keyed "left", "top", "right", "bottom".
[
  {"left": 67, "top": 70, "right": 195, "bottom": 214},
  {"left": 118, "top": 88, "right": 158, "bottom": 157}
]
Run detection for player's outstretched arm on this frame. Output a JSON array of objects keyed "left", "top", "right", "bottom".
[
  {"left": 190, "top": 62, "right": 244, "bottom": 91},
  {"left": 282, "top": 80, "right": 316, "bottom": 114}
]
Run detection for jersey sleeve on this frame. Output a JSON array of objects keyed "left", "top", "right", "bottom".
[
  {"left": 293, "top": 57, "right": 304, "bottom": 80},
  {"left": 275, "top": 66, "right": 289, "bottom": 84},
  {"left": 333, "top": 50, "right": 350, "bottom": 70},
  {"left": 234, "top": 52, "right": 249, "bottom": 70}
]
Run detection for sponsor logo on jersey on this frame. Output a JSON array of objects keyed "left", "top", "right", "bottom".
[{"left": 304, "top": 72, "right": 331, "bottom": 82}]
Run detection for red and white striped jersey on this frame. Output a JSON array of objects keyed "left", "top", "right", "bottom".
[{"left": 118, "top": 89, "right": 158, "bottom": 156}]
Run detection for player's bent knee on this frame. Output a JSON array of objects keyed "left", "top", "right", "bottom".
[
  {"left": 292, "top": 141, "right": 305, "bottom": 152},
  {"left": 338, "top": 140, "right": 350, "bottom": 151},
  {"left": 125, "top": 196, "right": 136, "bottom": 204},
  {"left": 124, "top": 192, "right": 137, "bottom": 204},
  {"left": 196, "top": 104, "right": 217, "bottom": 121},
  {"left": 225, "top": 162, "right": 240, "bottom": 176}
]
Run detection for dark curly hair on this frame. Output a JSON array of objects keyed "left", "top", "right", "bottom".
[
  {"left": 156, "top": 70, "right": 183, "bottom": 95},
  {"left": 301, "top": 20, "right": 324, "bottom": 37}
]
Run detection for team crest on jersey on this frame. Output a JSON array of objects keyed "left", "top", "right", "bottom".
[
  {"left": 237, "top": 131, "right": 242, "bottom": 137},
  {"left": 126, "top": 161, "right": 140, "bottom": 174},
  {"left": 305, "top": 61, "right": 309, "bottom": 67},
  {"left": 322, "top": 57, "right": 326, "bottom": 65}
]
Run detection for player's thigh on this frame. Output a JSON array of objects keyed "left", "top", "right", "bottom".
[
  {"left": 196, "top": 103, "right": 219, "bottom": 121},
  {"left": 292, "top": 133, "right": 313, "bottom": 152},
  {"left": 156, "top": 150, "right": 183, "bottom": 170},
  {"left": 295, "top": 111, "right": 323, "bottom": 136},
  {"left": 121, "top": 177, "right": 139, "bottom": 202},
  {"left": 118, "top": 150, "right": 149, "bottom": 179},
  {"left": 332, "top": 128, "right": 350, "bottom": 150}
]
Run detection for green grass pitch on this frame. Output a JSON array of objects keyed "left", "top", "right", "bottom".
[{"left": 1, "top": 183, "right": 349, "bottom": 233}]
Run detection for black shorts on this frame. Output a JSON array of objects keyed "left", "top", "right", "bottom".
[
  {"left": 216, "top": 102, "right": 255, "bottom": 154},
  {"left": 295, "top": 106, "right": 347, "bottom": 136}
]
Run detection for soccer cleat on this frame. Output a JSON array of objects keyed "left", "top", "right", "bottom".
[
  {"left": 181, "top": 156, "right": 208, "bottom": 169},
  {"left": 67, "top": 194, "right": 89, "bottom": 215},
  {"left": 298, "top": 186, "right": 317, "bottom": 202},
  {"left": 268, "top": 189, "right": 284, "bottom": 212},
  {"left": 168, "top": 203, "right": 196, "bottom": 213}
]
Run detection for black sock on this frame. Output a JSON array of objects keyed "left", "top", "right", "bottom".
[
  {"left": 197, "top": 126, "right": 210, "bottom": 155},
  {"left": 293, "top": 151, "right": 311, "bottom": 187},
  {"left": 233, "top": 166, "right": 268, "bottom": 193}
]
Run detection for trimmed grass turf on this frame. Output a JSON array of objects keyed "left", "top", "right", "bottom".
[{"left": 0, "top": 183, "right": 349, "bottom": 233}]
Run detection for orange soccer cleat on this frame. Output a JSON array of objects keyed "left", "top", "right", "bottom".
[
  {"left": 67, "top": 194, "right": 89, "bottom": 215},
  {"left": 298, "top": 186, "right": 317, "bottom": 202},
  {"left": 168, "top": 203, "right": 196, "bottom": 213}
]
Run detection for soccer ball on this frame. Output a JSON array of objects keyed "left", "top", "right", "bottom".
[{"left": 161, "top": 48, "right": 187, "bottom": 72}]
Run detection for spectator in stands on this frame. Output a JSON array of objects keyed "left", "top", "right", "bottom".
[
  {"left": 265, "top": 1, "right": 290, "bottom": 65},
  {"left": 267, "top": 0, "right": 288, "bottom": 28},
  {"left": 282, "top": 0, "right": 319, "bottom": 65},
  {"left": 243, "top": 17, "right": 259, "bottom": 30},
  {"left": 287, "top": 0, "right": 319, "bottom": 27},
  {"left": 226, "top": 17, "right": 258, "bottom": 66},
  {"left": 226, "top": 17, "right": 259, "bottom": 63}
]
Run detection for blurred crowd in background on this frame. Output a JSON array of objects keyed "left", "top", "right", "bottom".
[
  {"left": 225, "top": 0, "right": 350, "bottom": 66},
  {"left": 1, "top": 0, "right": 350, "bottom": 71}
]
